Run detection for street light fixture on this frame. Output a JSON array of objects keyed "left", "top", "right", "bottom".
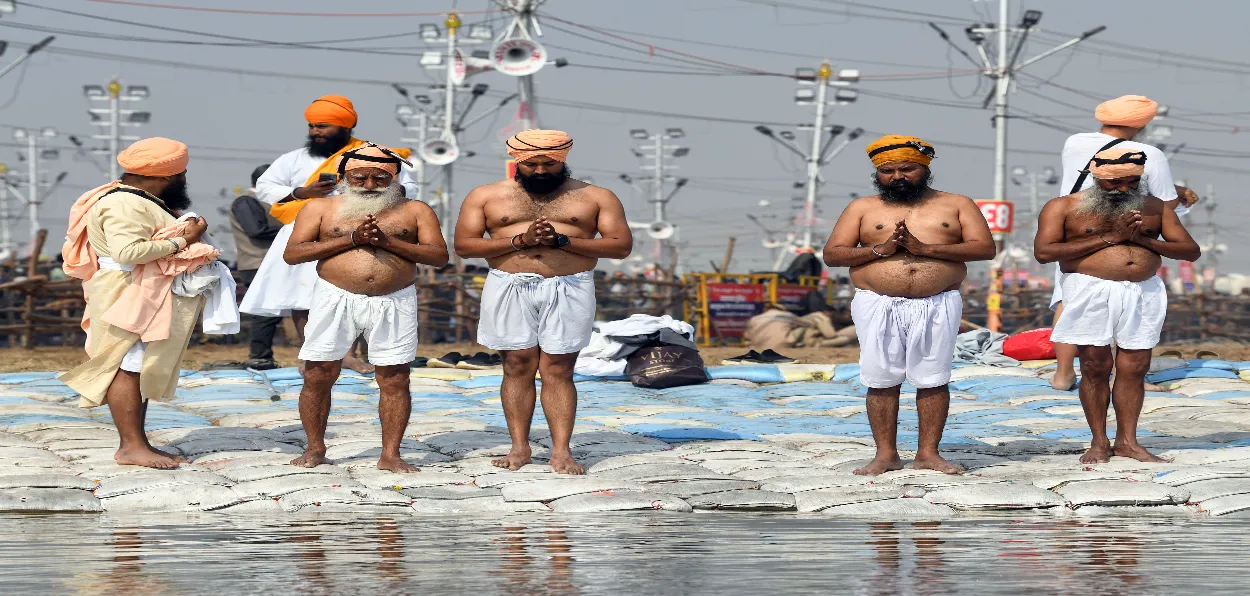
[
  {"left": 1021, "top": 10, "right": 1042, "bottom": 28},
  {"left": 82, "top": 85, "right": 106, "bottom": 98},
  {"left": 665, "top": 128, "right": 684, "bottom": 139},
  {"left": 125, "top": 85, "right": 149, "bottom": 99},
  {"left": 754, "top": 125, "right": 773, "bottom": 137},
  {"left": 126, "top": 112, "right": 151, "bottom": 124},
  {"left": 629, "top": 129, "right": 649, "bottom": 140},
  {"left": 672, "top": 147, "right": 690, "bottom": 157},
  {"left": 419, "top": 24, "right": 441, "bottom": 41},
  {"left": 779, "top": 130, "right": 796, "bottom": 141},
  {"left": 11, "top": 128, "right": 25, "bottom": 141}
]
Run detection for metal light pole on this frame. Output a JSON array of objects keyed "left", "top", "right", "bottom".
[
  {"left": 85, "top": 79, "right": 149, "bottom": 180},
  {"left": 0, "top": 162, "right": 9, "bottom": 256},
  {"left": 628, "top": 128, "right": 689, "bottom": 274}
]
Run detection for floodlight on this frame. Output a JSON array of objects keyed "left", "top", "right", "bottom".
[
  {"left": 1157, "top": 105, "right": 1170, "bottom": 118},
  {"left": 125, "top": 85, "right": 149, "bottom": 99},
  {"left": 1011, "top": 166, "right": 1028, "bottom": 177},
  {"left": 1021, "top": 10, "right": 1042, "bottom": 28},
  {"left": 126, "top": 111, "right": 151, "bottom": 124},
  {"left": 834, "top": 88, "right": 858, "bottom": 103},
  {"left": 1041, "top": 166, "right": 1058, "bottom": 183},
  {"left": 471, "top": 83, "right": 489, "bottom": 96},
  {"left": 794, "top": 88, "right": 816, "bottom": 104},
  {"left": 40, "top": 149, "right": 58, "bottom": 160},
  {"left": 672, "top": 147, "right": 690, "bottom": 157},
  {"left": 836, "top": 69, "right": 860, "bottom": 83},
  {"left": 675, "top": 178, "right": 689, "bottom": 188},
  {"left": 468, "top": 24, "right": 493, "bottom": 40},
  {"left": 630, "top": 129, "right": 649, "bottom": 139},
  {"left": 83, "top": 85, "right": 106, "bottom": 98},
  {"left": 665, "top": 128, "right": 684, "bottom": 138},
  {"left": 0, "top": 1, "right": 14, "bottom": 13},
  {"left": 396, "top": 104, "right": 415, "bottom": 118},
  {"left": 754, "top": 125, "right": 773, "bottom": 137},
  {"left": 965, "top": 25, "right": 986, "bottom": 44},
  {"left": 828, "top": 124, "right": 845, "bottom": 136},
  {"left": 420, "top": 51, "right": 443, "bottom": 66},
  {"left": 779, "top": 130, "right": 795, "bottom": 141},
  {"left": 794, "top": 67, "right": 816, "bottom": 83},
  {"left": 420, "top": 24, "right": 441, "bottom": 41},
  {"left": 414, "top": 94, "right": 432, "bottom": 105},
  {"left": 40, "top": 127, "right": 55, "bottom": 138},
  {"left": 619, "top": 173, "right": 633, "bottom": 183}
]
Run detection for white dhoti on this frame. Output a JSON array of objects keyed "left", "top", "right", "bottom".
[
  {"left": 477, "top": 269, "right": 596, "bottom": 355},
  {"left": 239, "top": 223, "right": 319, "bottom": 316},
  {"left": 1050, "top": 273, "right": 1166, "bottom": 350},
  {"left": 298, "top": 279, "right": 418, "bottom": 366},
  {"left": 851, "top": 288, "right": 962, "bottom": 389},
  {"left": 1049, "top": 263, "right": 1064, "bottom": 311}
]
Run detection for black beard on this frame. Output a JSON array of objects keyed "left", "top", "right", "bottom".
[
  {"left": 305, "top": 128, "right": 353, "bottom": 158},
  {"left": 516, "top": 165, "right": 571, "bottom": 196},
  {"left": 872, "top": 170, "right": 934, "bottom": 204},
  {"left": 159, "top": 177, "right": 192, "bottom": 211}
]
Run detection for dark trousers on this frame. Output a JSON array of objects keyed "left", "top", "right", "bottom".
[{"left": 237, "top": 269, "right": 282, "bottom": 361}]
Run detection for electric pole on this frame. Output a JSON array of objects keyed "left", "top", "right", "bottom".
[
  {"left": 84, "top": 79, "right": 150, "bottom": 181},
  {"left": 8, "top": 127, "right": 60, "bottom": 254},
  {"left": 626, "top": 128, "right": 689, "bottom": 276},
  {"left": 0, "top": 162, "right": 10, "bottom": 257},
  {"left": 494, "top": 0, "right": 550, "bottom": 130}
]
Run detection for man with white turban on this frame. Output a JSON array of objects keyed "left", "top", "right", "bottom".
[
  {"left": 454, "top": 129, "right": 632, "bottom": 475},
  {"left": 1036, "top": 146, "right": 1201, "bottom": 465}
]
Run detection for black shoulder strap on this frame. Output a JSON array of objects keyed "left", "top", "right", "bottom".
[
  {"left": 101, "top": 186, "right": 177, "bottom": 217},
  {"left": 1069, "top": 138, "right": 1127, "bottom": 194}
]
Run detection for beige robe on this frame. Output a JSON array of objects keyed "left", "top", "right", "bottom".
[{"left": 59, "top": 191, "right": 203, "bottom": 408}]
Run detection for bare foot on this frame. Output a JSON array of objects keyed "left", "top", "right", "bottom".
[
  {"left": 549, "top": 452, "right": 585, "bottom": 475},
  {"left": 1051, "top": 370, "right": 1077, "bottom": 391},
  {"left": 291, "top": 449, "right": 329, "bottom": 468},
  {"left": 1112, "top": 442, "right": 1168, "bottom": 463},
  {"left": 115, "top": 446, "right": 180, "bottom": 469},
  {"left": 298, "top": 360, "right": 306, "bottom": 377},
  {"left": 149, "top": 446, "right": 190, "bottom": 463},
  {"left": 343, "top": 355, "right": 375, "bottom": 375},
  {"left": 854, "top": 453, "right": 903, "bottom": 476},
  {"left": 1144, "top": 382, "right": 1165, "bottom": 392},
  {"left": 491, "top": 446, "right": 532, "bottom": 471},
  {"left": 1080, "top": 441, "right": 1113, "bottom": 464},
  {"left": 377, "top": 454, "right": 419, "bottom": 473},
  {"left": 912, "top": 453, "right": 965, "bottom": 475}
]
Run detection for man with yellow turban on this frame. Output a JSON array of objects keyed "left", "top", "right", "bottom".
[
  {"left": 283, "top": 143, "right": 448, "bottom": 473},
  {"left": 240, "top": 95, "right": 419, "bottom": 374},
  {"left": 454, "top": 129, "right": 632, "bottom": 475},
  {"left": 1049, "top": 94, "right": 1200, "bottom": 390},
  {"left": 1035, "top": 145, "right": 1201, "bottom": 466},
  {"left": 59, "top": 137, "right": 210, "bottom": 469},
  {"left": 823, "top": 135, "right": 995, "bottom": 476}
]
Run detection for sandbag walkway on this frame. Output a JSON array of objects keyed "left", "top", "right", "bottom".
[{"left": 4, "top": 358, "right": 1250, "bottom": 517}]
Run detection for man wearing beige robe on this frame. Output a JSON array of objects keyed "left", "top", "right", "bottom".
[{"left": 59, "top": 138, "right": 208, "bottom": 469}]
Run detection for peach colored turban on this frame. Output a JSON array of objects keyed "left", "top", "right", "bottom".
[
  {"left": 506, "top": 129, "right": 573, "bottom": 163},
  {"left": 336, "top": 143, "right": 409, "bottom": 177},
  {"left": 1086, "top": 146, "right": 1147, "bottom": 180},
  {"left": 866, "top": 135, "right": 935, "bottom": 168},
  {"left": 117, "top": 137, "right": 189, "bottom": 177},
  {"left": 305, "top": 94, "right": 357, "bottom": 128},
  {"left": 1095, "top": 95, "right": 1158, "bottom": 128}
]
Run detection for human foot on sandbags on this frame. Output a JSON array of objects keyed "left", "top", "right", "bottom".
[
  {"left": 378, "top": 453, "right": 419, "bottom": 473},
  {"left": 549, "top": 451, "right": 585, "bottom": 475},
  {"left": 492, "top": 446, "right": 532, "bottom": 471},
  {"left": 291, "top": 449, "right": 329, "bottom": 468},
  {"left": 115, "top": 445, "right": 181, "bottom": 469},
  {"left": 912, "top": 452, "right": 965, "bottom": 475},
  {"left": 854, "top": 453, "right": 903, "bottom": 476}
]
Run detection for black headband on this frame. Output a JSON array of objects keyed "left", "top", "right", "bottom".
[
  {"left": 1087, "top": 150, "right": 1147, "bottom": 169},
  {"left": 868, "top": 141, "right": 935, "bottom": 159},
  {"left": 506, "top": 136, "right": 573, "bottom": 152},
  {"left": 335, "top": 143, "right": 412, "bottom": 176}
]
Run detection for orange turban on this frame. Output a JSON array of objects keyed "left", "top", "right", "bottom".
[
  {"left": 336, "top": 143, "right": 408, "bottom": 177},
  {"left": 304, "top": 94, "right": 357, "bottom": 128},
  {"left": 1086, "top": 146, "right": 1147, "bottom": 180},
  {"left": 117, "top": 137, "right": 189, "bottom": 177},
  {"left": 1095, "top": 95, "right": 1157, "bottom": 128},
  {"left": 866, "top": 135, "right": 935, "bottom": 168},
  {"left": 506, "top": 129, "right": 572, "bottom": 163}
]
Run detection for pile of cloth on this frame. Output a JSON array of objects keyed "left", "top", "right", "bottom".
[
  {"left": 574, "top": 314, "right": 697, "bottom": 377},
  {"left": 744, "top": 307, "right": 856, "bottom": 352}
]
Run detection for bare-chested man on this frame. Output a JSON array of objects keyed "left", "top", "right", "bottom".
[
  {"left": 454, "top": 129, "right": 632, "bottom": 475},
  {"left": 284, "top": 144, "right": 449, "bottom": 473},
  {"left": 823, "top": 135, "right": 996, "bottom": 476},
  {"left": 1035, "top": 146, "right": 1200, "bottom": 464}
]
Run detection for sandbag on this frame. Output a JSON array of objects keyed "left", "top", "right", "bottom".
[
  {"left": 625, "top": 345, "right": 709, "bottom": 389},
  {"left": 1002, "top": 328, "right": 1056, "bottom": 361}
]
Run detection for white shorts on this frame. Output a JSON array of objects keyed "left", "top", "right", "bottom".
[
  {"left": 298, "top": 279, "right": 418, "bottom": 366},
  {"left": 120, "top": 341, "right": 146, "bottom": 373},
  {"left": 1049, "top": 263, "right": 1064, "bottom": 311},
  {"left": 477, "top": 269, "right": 596, "bottom": 355},
  {"left": 1050, "top": 273, "right": 1166, "bottom": 350},
  {"left": 851, "top": 288, "right": 962, "bottom": 390},
  {"left": 239, "top": 223, "right": 319, "bottom": 317}
]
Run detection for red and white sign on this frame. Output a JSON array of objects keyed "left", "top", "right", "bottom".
[
  {"left": 975, "top": 200, "right": 1014, "bottom": 234},
  {"left": 775, "top": 285, "right": 813, "bottom": 312},
  {"left": 1203, "top": 268, "right": 1217, "bottom": 283},
  {"left": 1179, "top": 261, "right": 1195, "bottom": 282},
  {"left": 706, "top": 283, "right": 767, "bottom": 339}
]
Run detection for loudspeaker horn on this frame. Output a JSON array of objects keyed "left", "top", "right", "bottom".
[
  {"left": 647, "top": 221, "right": 675, "bottom": 240},
  {"left": 451, "top": 47, "right": 494, "bottom": 85},
  {"left": 491, "top": 29, "right": 548, "bottom": 77},
  {"left": 419, "top": 134, "right": 460, "bottom": 166}
]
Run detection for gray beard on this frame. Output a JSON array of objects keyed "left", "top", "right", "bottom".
[
  {"left": 1074, "top": 185, "right": 1145, "bottom": 220},
  {"left": 334, "top": 182, "right": 405, "bottom": 224}
]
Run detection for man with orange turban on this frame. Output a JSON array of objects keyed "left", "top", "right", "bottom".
[
  {"left": 240, "top": 95, "right": 419, "bottom": 375},
  {"left": 1048, "top": 94, "right": 1202, "bottom": 390},
  {"left": 454, "top": 129, "right": 632, "bottom": 475},
  {"left": 823, "top": 135, "right": 996, "bottom": 476},
  {"left": 1035, "top": 145, "right": 1201, "bottom": 466},
  {"left": 58, "top": 137, "right": 211, "bottom": 469}
]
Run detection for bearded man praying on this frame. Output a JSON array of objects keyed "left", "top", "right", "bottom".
[
  {"left": 284, "top": 144, "right": 448, "bottom": 473},
  {"left": 1035, "top": 146, "right": 1200, "bottom": 465},
  {"left": 822, "top": 135, "right": 996, "bottom": 476}
]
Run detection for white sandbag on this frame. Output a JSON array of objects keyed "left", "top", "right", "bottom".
[
  {"left": 1026, "top": 470, "right": 1152, "bottom": 490},
  {"left": 231, "top": 475, "right": 366, "bottom": 500},
  {"left": 0, "top": 432, "right": 38, "bottom": 447},
  {"left": 1056, "top": 480, "right": 1190, "bottom": 507},
  {"left": 0, "top": 474, "right": 97, "bottom": 490},
  {"left": 925, "top": 483, "right": 1066, "bottom": 510},
  {"left": 23, "top": 427, "right": 118, "bottom": 443},
  {"left": 548, "top": 490, "right": 692, "bottom": 513},
  {"left": 1197, "top": 493, "right": 1250, "bottom": 516},
  {"left": 1153, "top": 467, "right": 1250, "bottom": 487},
  {"left": 1161, "top": 447, "right": 1250, "bottom": 466},
  {"left": 500, "top": 478, "right": 648, "bottom": 502},
  {"left": 349, "top": 469, "right": 473, "bottom": 490},
  {"left": 101, "top": 484, "right": 242, "bottom": 512},
  {"left": 0, "top": 446, "right": 64, "bottom": 463},
  {"left": 1067, "top": 505, "right": 1197, "bottom": 517},
  {"left": 795, "top": 486, "right": 918, "bottom": 513},
  {"left": 0, "top": 487, "right": 102, "bottom": 512},
  {"left": 278, "top": 487, "right": 413, "bottom": 512},
  {"left": 409, "top": 496, "right": 549, "bottom": 513},
  {"left": 759, "top": 474, "right": 872, "bottom": 493},
  {"left": 206, "top": 498, "right": 285, "bottom": 514},
  {"left": 400, "top": 486, "right": 502, "bottom": 500},
  {"left": 822, "top": 498, "right": 954, "bottom": 518},
  {"left": 405, "top": 417, "right": 489, "bottom": 437},
  {"left": 196, "top": 451, "right": 311, "bottom": 470},
  {"left": 172, "top": 438, "right": 301, "bottom": 458},
  {"left": 645, "top": 479, "right": 761, "bottom": 498},
  {"left": 687, "top": 489, "right": 796, "bottom": 511},
  {"left": 592, "top": 462, "right": 736, "bottom": 483},
  {"left": 95, "top": 470, "right": 231, "bottom": 498},
  {"left": 1182, "top": 478, "right": 1250, "bottom": 502},
  {"left": 323, "top": 443, "right": 435, "bottom": 461},
  {"left": 585, "top": 453, "right": 687, "bottom": 474},
  {"left": 218, "top": 464, "right": 350, "bottom": 484}
]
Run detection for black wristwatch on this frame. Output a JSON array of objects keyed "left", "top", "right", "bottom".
[{"left": 554, "top": 233, "right": 570, "bottom": 248}]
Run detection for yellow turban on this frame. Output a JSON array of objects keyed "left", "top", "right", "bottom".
[
  {"left": 304, "top": 94, "right": 358, "bottom": 128},
  {"left": 1086, "top": 146, "right": 1147, "bottom": 180},
  {"left": 866, "top": 135, "right": 935, "bottom": 168},
  {"left": 1095, "top": 95, "right": 1157, "bottom": 128},
  {"left": 117, "top": 137, "right": 189, "bottom": 177},
  {"left": 337, "top": 143, "right": 406, "bottom": 177},
  {"left": 506, "top": 129, "right": 573, "bottom": 163}
]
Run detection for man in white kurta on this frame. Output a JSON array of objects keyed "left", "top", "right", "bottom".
[{"left": 240, "top": 95, "right": 418, "bottom": 373}]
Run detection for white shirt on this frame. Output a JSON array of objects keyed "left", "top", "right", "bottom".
[
  {"left": 255, "top": 146, "right": 420, "bottom": 206},
  {"left": 1060, "top": 132, "right": 1188, "bottom": 216}
]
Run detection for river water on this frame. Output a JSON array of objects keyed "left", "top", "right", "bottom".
[{"left": 1, "top": 513, "right": 1247, "bottom": 595}]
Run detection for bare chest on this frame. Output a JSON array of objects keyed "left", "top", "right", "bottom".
[
  {"left": 860, "top": 205, "right": 963, "bottom": 244},
  {"left": 1064, "top": 213, "right": 1162, "bottom": 240},
  {"left": 485, "top": 192, "right": 598, "bottom": 231},
  {"left": 323, "top": 211, "right": 417, "bottom": 242}
]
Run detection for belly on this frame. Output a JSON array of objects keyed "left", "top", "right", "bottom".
[
  {"left": 317, "top": 248, "right": 417, "bottom": 295},
  {"left": 487, "top": 247, "right": 596, "bottom": 276},
  {"left": 850, "top": 256, "right": 966, "bottom": 298},
  {"left": 1066, "top": 245, "right": 1161, "bottom": 282}
]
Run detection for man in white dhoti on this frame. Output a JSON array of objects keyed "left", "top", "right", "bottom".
[
  {"left": 1036, "top": 146, "right": 1201, "bottom": 464},
  {"left": 240, "top": 95, "right": 419, "bottom": 373}
]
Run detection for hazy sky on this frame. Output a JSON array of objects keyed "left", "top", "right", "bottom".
[{"left": 0, "top": 0, "right": 1246, "bottom": 276}]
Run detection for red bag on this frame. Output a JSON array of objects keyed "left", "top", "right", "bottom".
[{"left": 1003, "top": 328, "right": 1056, "bottom": 361}]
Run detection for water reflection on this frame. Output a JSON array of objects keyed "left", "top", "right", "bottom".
[{"left": 495, "top": 526, "right": 578, "bottom": 595}]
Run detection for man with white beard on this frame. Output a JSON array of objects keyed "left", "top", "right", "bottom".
[
  {"left": 1035, "top": 146, "right": 1200, "bottom": 465},
  {"left": 284, "top": 144, "right": 448, "bottom": 472}
]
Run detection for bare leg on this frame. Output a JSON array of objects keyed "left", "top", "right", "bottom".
[
  {"left": 292, "top": 310, "right": 309, "bottom": 376},
  {"left": 343, "top": 338, "right": 375, "bottom": 375},
  {"left": 539, "top": 352, "right": 583, "bottom": 475},
  {"left": 1051, "top": 303, "right": 1078, "bottom": 391},
  {"left": 1077, "top": 345, "right": 1115, "bottom": 464},
  {"left": 291, "top": 360, "right": 339, "bottom": 467},
  {"left": 493, "top": 348, "right": 539, "bottom": 471},
  {"left": 855, "top": 386, "right": 904, "bottom": 476},
  {"left": 108, "top": 370, "right": 179, "bottom": 469},
  {"left": 1111, "top": 348, "right": 1166, "bottom": 462},
  {"left": 138, "top": 400, "right": 188, "bottom": 462},
  {"left": 375, "top": 363, "right": 417, "bottom": 473},
  {"left": 911, "top": 384, "right": 963, "bottom": 474}
]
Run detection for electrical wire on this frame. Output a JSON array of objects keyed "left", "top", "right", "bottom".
[{"left": 84, "top": 0, "right": 502, "bottom": 18}]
